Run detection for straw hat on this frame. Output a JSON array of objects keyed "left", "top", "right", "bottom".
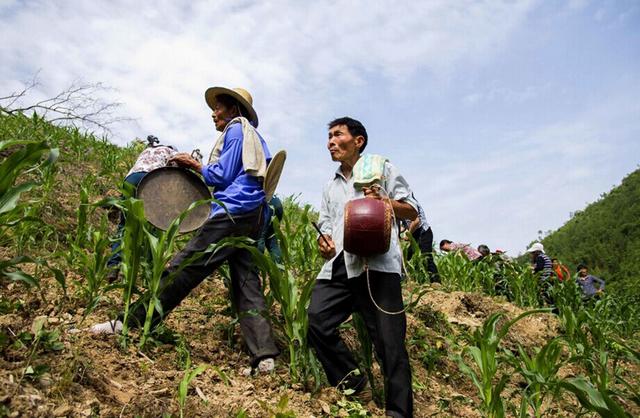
[{"left": 205, "top": 87, "right": 259, "bottom": 128}]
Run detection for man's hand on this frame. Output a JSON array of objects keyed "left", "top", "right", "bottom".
[
  {"left": 363, "top": 185, "right": 382, "bottom": 200},
  {"left": 169, "top": 153, "right": 203, "bottom": 172},
  {"left": 318, "top": 235, "right": 336, "bottom": 260}
]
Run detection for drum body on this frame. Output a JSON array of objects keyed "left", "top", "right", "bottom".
[
  {"left": 343, "top": 198, "right": 392, "bottom": 257},
  {"left": 136, "top": 167, "right": 211, "bottom": 233}
]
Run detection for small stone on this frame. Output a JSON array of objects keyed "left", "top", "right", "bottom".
[
  {"left": 53, "top": 404, "right": 72, "bottom": 417},
  {"left": 319, "top": 400, "right": 331, "bottom": 414},
  {"left": 49, "top": 317, "right": 60, "bottom": 324},
  {"left": 63, "top": 313, "right": 72, "bottom": 320},
  {"left": 39, "top": 373, "right": 54, "bottom": 387}
]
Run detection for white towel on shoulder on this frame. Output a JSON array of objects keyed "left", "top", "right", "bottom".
[{"left": 207, "top": 117, "right": 267, "bottom": 179}]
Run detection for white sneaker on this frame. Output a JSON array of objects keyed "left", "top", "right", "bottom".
[
  {"left": 257, "top": 358, "right": 275, "bottom": 373},
  {"left": 89, "top": 320, "right": 123, "bottom": 334}
]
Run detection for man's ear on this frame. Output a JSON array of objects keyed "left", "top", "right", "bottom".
[{"left": 355, "top": 135, "right": 365, "bottom": 151}]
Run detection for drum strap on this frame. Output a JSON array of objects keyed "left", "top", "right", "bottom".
[{"left": 365, "top": 264, "right": 406, "bottom": 315}]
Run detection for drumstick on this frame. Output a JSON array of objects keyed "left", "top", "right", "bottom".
[{"left": 311, "top": 221, "right": 331, "bottom": 247}]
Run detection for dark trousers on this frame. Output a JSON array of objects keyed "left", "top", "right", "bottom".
[
  {"left": 407, "top": 226, "right": 440, "bottom": 283},
  {"left": 126, "top": 207, "right": 279, "bottom": 367},
  {"left": 308, "top": 253, "right": 413, "bottom": 418}
]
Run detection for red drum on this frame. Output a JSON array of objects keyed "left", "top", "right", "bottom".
[{"left": 343, "top": 198, "right": 392, "bottom": 257}]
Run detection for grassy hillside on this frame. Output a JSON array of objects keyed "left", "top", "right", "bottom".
[
  {"left": 1, "top": 112, "right": 639, "bottom": 417},
  {"left": 541, "top": 167, "right": 640, "bottom": 295}
]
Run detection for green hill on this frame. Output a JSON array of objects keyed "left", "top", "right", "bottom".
[
  {"left": 2, "top": 112, "right": 639, "bottom": 417},
  {"left": 541, "top": 167, "right": 640, "bottom": 295}
]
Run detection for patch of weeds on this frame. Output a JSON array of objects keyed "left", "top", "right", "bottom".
[
  {"left": 23, "top": 363, "right": 50, "bottom": 381},
  {"left": 175, "top": 335, "right": 191, "bottom": 370},
  {"left": 407, "top": 326, "right": 447, "bottom": 372},
  {"left": 258, "top": 394, "right": 297, "bottom": 418},
  {"left": 331, "top": 397, "right": 370, "bottom": 417},
  {"left": 414, "top": 303, "right": 451, "bottom": 335},
  {"left": 0, "top": 298, "right": 24, "bottom": 314},
  {"left": 54, "top": 348, "right": 91, "bottom": 393},
  {"left": 233, "top": 408, "right": 249, "bottom": 418}
]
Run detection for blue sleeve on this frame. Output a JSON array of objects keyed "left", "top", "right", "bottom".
[
  {"left": 594, "top": 276, "right": 605, "bottom": 289},
  {"left": 201, "top": 129, "right": 243, "bottom": 188}
]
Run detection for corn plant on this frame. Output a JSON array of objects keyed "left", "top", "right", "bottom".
[
  {"left": 138, "top": 199, "right": 211, "bottom": 347},
  {"left": 177, "top": 360, "right": 209, "bottom": 418},
  {"left": 71, "top": 223, "right": 114, "bottom": 318},
  {"left": 218, "top": 201, "right": 323, "bottom": 386},
  {"left": 113, "top": 195, "right": 148, "bottom": 346},
  {"left": 506, "top": 338, "right": 567, "bottom": 417},
  {"left": 455, "top": 309, "right": 550, "bottom": 418},
  {"left": 436, "top": 252, "right": 479, "bottom": 292},
  {"left": 559, "top": 376, "right": 632, "bottom": 418},
  {"left": 500, "top": 262, "right": 541, "bottom": 308},
  {"left": 351, "top": 313, "right": 383, "bottom": 404},
  {"left": 0, "top": 138, "right": 58, "bottom": 283},
  {"left": 402, "top": 234, "right": 432, "bottom": 284}
]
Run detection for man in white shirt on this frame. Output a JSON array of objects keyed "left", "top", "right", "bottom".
[{"left": 308, "top": 117, "right": 416, "bottom": 418}]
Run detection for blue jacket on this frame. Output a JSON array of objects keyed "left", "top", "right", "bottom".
[
  {"left": 201, "top": 123, "right": 271, "bottom": 217},
  {"left": 577, "top": 275, "right": 605, "bottom": 298}
]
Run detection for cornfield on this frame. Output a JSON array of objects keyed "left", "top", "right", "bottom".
[{"left": 1, "top": 111, "right": 639, "bottom": 417}]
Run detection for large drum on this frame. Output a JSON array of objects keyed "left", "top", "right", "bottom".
[
  {"left": 136, "top": 167, "right": 211, "bottom": 233},
  {"left": 343, "top": 198, "right": 392, "bottom": 257}
]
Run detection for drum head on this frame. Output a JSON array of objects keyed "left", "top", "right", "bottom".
[
  {"left": 264, "top": 150, "right": 286, "bottom": 202},
  {"left": 136, "top": 167, "right": 211, "bottom": 233}
]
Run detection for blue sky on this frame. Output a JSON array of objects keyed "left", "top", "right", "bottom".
[{"left": 1, "top": 0, "right": 638, "bottom": 254}]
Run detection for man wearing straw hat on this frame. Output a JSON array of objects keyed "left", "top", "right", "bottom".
[{"left": 91, "top": 86, "right": 280, "bottom": 373}]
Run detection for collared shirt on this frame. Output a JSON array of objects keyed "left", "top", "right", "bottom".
[
  {"left": 201, "top": 123, "right": 271, "bottom": 217},
  {"left": 127, "top": 145, "right": 177, "bottom": 177},
  {"left": 577, "top": 274, "right": 605, "bottom": 297},
  {"left": 316, "top": 161, "right": 418, "bottom": 280},
  {"left": 399, "top": 196, "right": 429, "bottom": 232},
  {"left": 450, "top": 243, "right": 482, "bottom": 261}
]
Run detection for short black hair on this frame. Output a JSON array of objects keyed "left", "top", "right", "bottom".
[
  {"left": 477, "top": 245, "right": 491, "bottom": 257},
  {"left": 576, "top": 263, "right": 588, "bottom": 273},
  {"left": 551, "top": 258, "right": 558, "bottom": 262},
  {"left": 439, "top": 239, "right": 452, "bottom": 249},
  {"left": 328, "top": 117, "right": 368, "bottom": 153}
]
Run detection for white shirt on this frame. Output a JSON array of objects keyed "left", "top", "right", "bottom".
[{"left": 316, "top": 161, "right": 418, "bottom": 280}]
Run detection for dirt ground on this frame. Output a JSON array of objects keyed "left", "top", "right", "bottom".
[{"left": 2, "top": 262, "right": 598, "bottom": 418}]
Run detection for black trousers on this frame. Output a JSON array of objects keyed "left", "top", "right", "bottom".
[
  {"left": 407, "top": 226, "right": 440, "bottom": 283},
  {"left": 308, "top": 253, "right": 413, "bottom": 418},
  {"left": 127, "top": 207, "right": 279, "bottom": 367}
]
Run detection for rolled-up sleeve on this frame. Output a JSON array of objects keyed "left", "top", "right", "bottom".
[
  {"left": 384, "top": 162, "right": 418, "bottom": 212},
  {"left": 201, "top": 134, "right": 243, "bottom": 189}
]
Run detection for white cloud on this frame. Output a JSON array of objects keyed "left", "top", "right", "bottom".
[
  {"left": 1, "top": 0, "right": 638, "bottom": 257},
  {"left": 422, "top": 85, "right": 640, "bottom": 254},
  {"left": 1, "top": 0, "right": 539, "bottom": 144}
]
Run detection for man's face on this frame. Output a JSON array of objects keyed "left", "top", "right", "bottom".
[
  {"left": 327, "top": 125, "right": 363, "bottom": 162},
  {"left": 441, "top": 242, "right": 451, "bottom": 252},
  {"left": 552, "top": 260, "right": 559, "bottom": 268},
  {"left": 578, "top": 267, "right": 588, "bottom": 278},
  {"left": 211, "top": 101, "right": 239, "bottom": 132}
]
